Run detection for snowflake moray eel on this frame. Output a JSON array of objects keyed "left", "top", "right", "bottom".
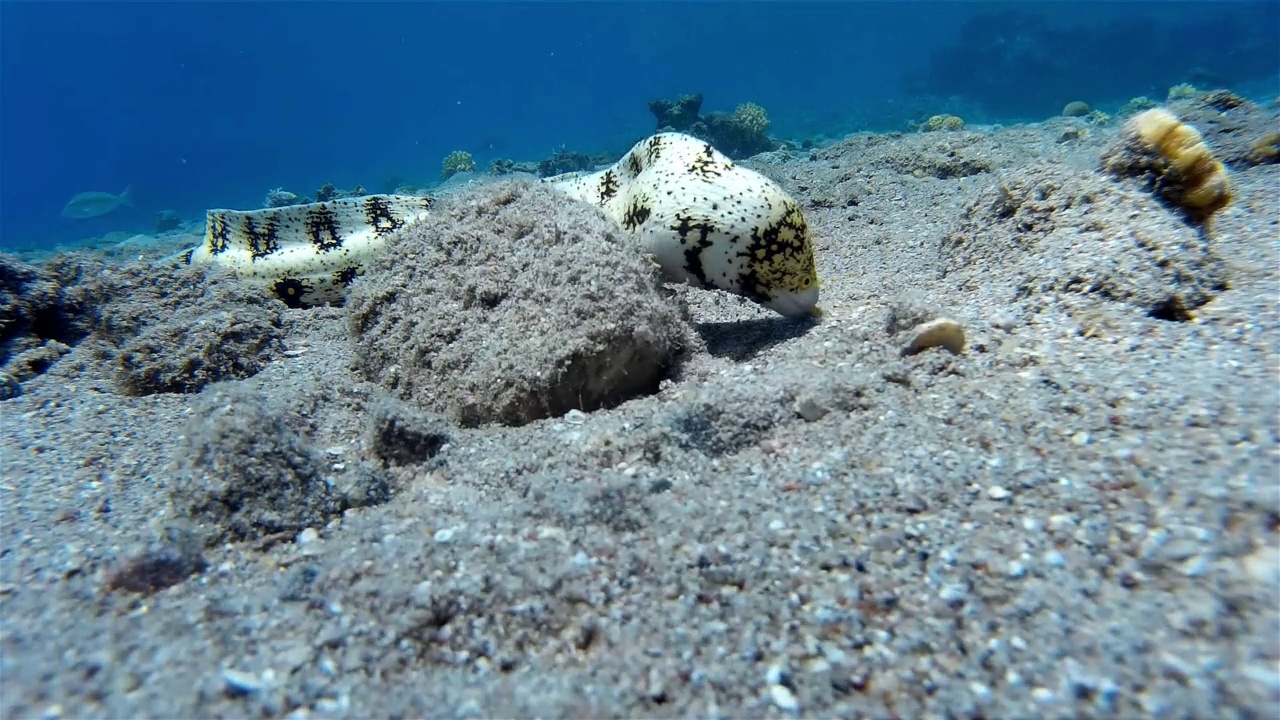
[{"left": 181, "top": 132, "right": 821, "bottom": 317}]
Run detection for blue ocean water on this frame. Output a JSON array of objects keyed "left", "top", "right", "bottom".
[{"left": 1, "top": 1, "right": 1276, "bottom": 249}]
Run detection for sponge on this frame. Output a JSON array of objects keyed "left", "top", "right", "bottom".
[{"left": 1102, "top": 107, "right": 1232, "bottom": 222}]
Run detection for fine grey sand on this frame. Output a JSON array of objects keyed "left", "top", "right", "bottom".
[{"left": 2, "top": 96, "right": 1278, "bottom": 719}]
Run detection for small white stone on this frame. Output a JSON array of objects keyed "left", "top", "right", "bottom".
[
  {"left": 768, "top": 519, "right": 786, "bottom": 532},
  {"left": 1071, "top": 432, "right": 1091, "bottom": 446},
  {"left": 222, "top": 668, "right": 266, "bottom": 696},
  {"left": 795, "top": 397, "right": 829, "bottom": 422},
  {"left": 324, "top": 446, "right": 346, "bottom": 457},
  {"left": 296, "top": 528, "right": 319, "bottom": 545},
  {"left": 564, "top": 409, "right": 587, "bottom": 425},
  {"left": 769, "top": 684, "right": 799, "bottom": 712},
  {"left": 434, "top": 528, "right": 455, "bottom": 544},
  {"left": 989, "top": 311, "right": 1019, "bottom": 330},
  {"left": 412, "top": 580, "right": 433, "bottom": 605},
  {"left": 902, "top": 317, "right": 967, "bottom": 356},
  {"left": 1006, "top": 561, "right": 1027, "bottom": 578},
  {"left": 987, "top": 486, "right": 1011, "bottom": 500},
  {"left": 1032, "top": 687, "right": 1057, "bottom": 704}
]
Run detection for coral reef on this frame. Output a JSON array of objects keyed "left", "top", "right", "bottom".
[
  {"left": 646, "top": 93, "right": 777, "bottom": 158},
  {"left": 907, "top": 6, "right": 1280, "bottom": 117},
  {"left": 1167, "top": 83, "right": 1199, "bottom": 101},
  {"left": 647, "top": 93, "right": 703, "bottom": 132},
  {"left": 440, "top": 150, "right": 476, "bottom": 181},
  {"left": 922, "top": 114, "right": 966, "bottom": 132},
  {"left": 1101, "top": 107, "right": 1233, "bottom": 223},
  {"left": 489, "top": 158, "right": 541, "bottom": 176},
  {"left": 264, "top": 187, "right": 300, "bottom": 208},
  {"left": 1062, "top": 101, "right": 1092, "bottom": 117},
  {"left": 153, "top": 210, "right": 182, "bottom": 233},
  {"left": 1086, "top": 109, "right": 1113, "bottom": 126},
  {"left": 731, "top": 101, "right": 771, "bottom": 136},
  {"left": 1118, "top": 96, "right": 1158, "bottom": 117},
  {"left": 536, "top": 146, "right": 604, "bottom": 177},
  {"left": 265, "top": 183, "right": 367, "bottom": 208}
]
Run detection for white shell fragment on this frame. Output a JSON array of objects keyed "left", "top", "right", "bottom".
[{"left": 902, "top": 317, "right": 967, "bottom": 356}]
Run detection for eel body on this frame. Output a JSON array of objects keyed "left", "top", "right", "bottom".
[{"left": 184, "top": 132, "right": 819, "bottom": 316}]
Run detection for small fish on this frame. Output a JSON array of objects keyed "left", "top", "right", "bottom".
[{"left": 61, "top": 185, "right": 134, "bottom": 219}]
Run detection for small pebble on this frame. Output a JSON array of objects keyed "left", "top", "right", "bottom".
[
  {"left": 296, "top": 528, "right": 319, "bottom": 545},
  {"left": 434, "top": 528, "right": 455, "bottom": 544},
  {"left": 970, "top": 682, "right": 992, "bottom": 702},
  {"left": 564, "top": 409, "right": 587, "bottom": 425},
  {"left": 1006, "top": 561, "right": 1027, "bottom": 578},
  {"left": 989, "top": 311, "right": 1020, "bottom": 330},
  {"left": 902, "top": 317, "right": 967, "bottom": 355},
  {"left": 795, "top": 397, "right": 829, "bottom": 422},
  {"left": 987, "top": 486, "right": 1011, "bottom": 500},
  {"left": 939, "top": 584, "right": 968, "bottom": 608},
  {"left": 412, "top": 580, "right": 433, "bottom": 605},
  {"left": 769, "top": 684, "right": 800, "bottom": 712},
  {"left": 221, "top": 668, "right": 266, "bottom": 696},
  {"left": 1032, "top": 687, "right": 1057, "bottom": 704}
]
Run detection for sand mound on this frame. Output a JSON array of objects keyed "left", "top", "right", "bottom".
[
  {"left": 939, "top": 163, "right": 1227, "bottom": 318},
  {"left": 347, "top": 180, "right": 692, "bottom": 428}
]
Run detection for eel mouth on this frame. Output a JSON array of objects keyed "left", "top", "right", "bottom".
[{"left": 763, "top": 286, "right": 820, "bottom": 318}]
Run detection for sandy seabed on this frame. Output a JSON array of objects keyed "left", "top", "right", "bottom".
[{"left": 2, "top": 95, "right": 1278, "bottom": 719}]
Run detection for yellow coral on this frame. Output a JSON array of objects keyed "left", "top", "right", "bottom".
[
  {"left": 925, "top": 114, "right": 965, "bottom": 131},
  {"left": 1119, "top": 96, "right": 1158, "bottom": 116},
  {"left": 1167, "top": 83, "right": 1198, "bottom": 101},
  {"left": 440, "top": 150, "right": 476, "bottom": 180},
  {"left": 1086, "top": 110, "right": 1112, "bottom": 126},
  {"left": 732, "top": 102, "right": 771, "bottom": 135}
]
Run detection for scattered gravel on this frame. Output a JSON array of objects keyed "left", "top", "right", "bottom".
[{"left": 1, "top": 102, "right": 1276, "bottom": 718}]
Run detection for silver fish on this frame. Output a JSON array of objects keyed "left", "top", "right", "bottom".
[{"left": 61, "top": 185, "right": 134, "bottom": 219}]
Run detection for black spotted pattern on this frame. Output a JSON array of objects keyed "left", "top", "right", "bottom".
[
  {"left": 206, "top": 214, "right": 231, "bottom": 255},
  {"left": 644, "top": 136, "right": 666, "bottom": 166},
  {"left": 272, "top": 277, "right": 312, "bottom": 308},
  {"left": 626, "top": 152, "right": 643, "bottom": 178},
  {"left": 363, "top": 196, "right": 406, "bottom": 236},
  {"left": 597, "top": 169, "right": 619, "bottom": 204},
  {"left": 334, "top": 265, "right": 361, "bottom": 287},
  {"left": 737, "top": 200, "right": 815, "bottom": 300},
  {"left": 242, "top": 215, "right": 281, "bottom": 260},
  {"left": 621, "top": 198, "right": 652, "bottom": 230},
  {"left": 689, "top": 143, "right": 725, "bottom": 180},
  {"left": 305, "top": 205, "right": 344, "bottom": 252},
  {"left": 670, "top": 212, "right": 719, "bottom": 288}
]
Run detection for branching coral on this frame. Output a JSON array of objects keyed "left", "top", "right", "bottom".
[
  {"left": 732, "top": 102, "right": 771, "bottom": 136},
  {"left": 924, "top": 114, "right": 966, "bottom": 132},
  {"left": 440, "top": 151, "right": 476, "bottom": 181}
]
